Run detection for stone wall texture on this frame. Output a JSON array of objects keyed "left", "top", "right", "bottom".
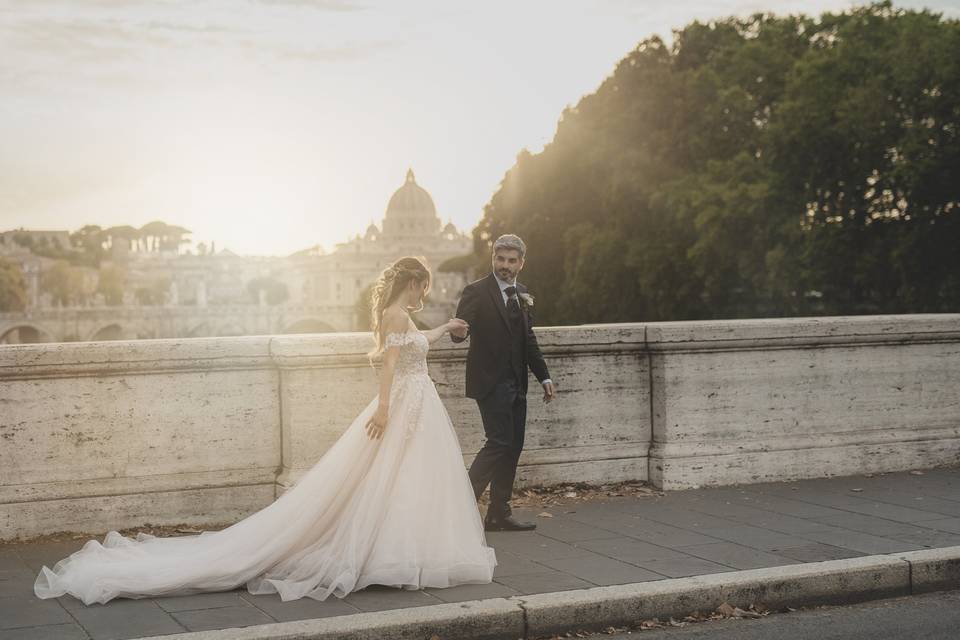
[{"left": 1, "top": 314, "right": 957, "bottom": 540}]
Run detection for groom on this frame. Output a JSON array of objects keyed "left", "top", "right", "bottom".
[{"left": 451, "top": 234, "right": 556, "bottom": 532}]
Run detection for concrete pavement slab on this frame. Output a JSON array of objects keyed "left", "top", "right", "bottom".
[
  {"left": 67, "top": 598, "right": 185, "bottom": 640},
  {"left": 170, "top": 605, "right": 274, "bottom": 633},
  {"left": 774, "top": 542, "right": 865, "bottom": 562},
  {"left": 0, "top": 623, "right": 89, "bottom": 639},
  {"left": 494, "top": 570, "right": 594, "bottom": 595},
  {"left": 341, "top": 585, "right": 444, "bottom": 612},
  {"left": 3, "top": 467, "right": 959, "bottom": 640},
  {"left": 534, "top": 554, "right": 666, "bottom": 585},
  {"left": 796, "top": 526, "right": 925, "bottom": 554},
  {"left": 0, "top": 595, "right": 74, "bottom": 630},
  {"left": 633, "top": 555, "right": 733, "bottom": 578},
  {"left": 678, "top": 542, "right": 796, "bottom": 570},
  {"left": 156, "top": 592, "right": 249, "bottom": 613},
  {"left": 238, "top": 590, "right": 361, "bottom": 621}
]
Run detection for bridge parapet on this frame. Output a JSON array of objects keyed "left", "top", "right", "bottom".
[{"left": 0, "top": 314, "right": 957, "bottom": 540}]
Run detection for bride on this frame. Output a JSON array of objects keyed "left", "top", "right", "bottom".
[{"left": 34, "top": 256, "right": 497, "bottom": 605}]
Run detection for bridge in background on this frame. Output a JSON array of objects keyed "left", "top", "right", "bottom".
[{"left": 0, "top": 305, "right": 351, "bottom": 343}]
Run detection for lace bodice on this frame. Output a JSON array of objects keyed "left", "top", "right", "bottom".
[
  {"left": 384, "top": 330, "right": 431, "bottom": 439},
  {"left": 384, "top": 330, "right": 429, "bottom": 379}
]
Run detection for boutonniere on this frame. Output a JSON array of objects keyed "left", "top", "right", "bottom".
[{"left": 518, "top": 292, "right": 535, "bottom": 308}]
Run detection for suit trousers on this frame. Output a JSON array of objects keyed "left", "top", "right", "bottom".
[{"left": 468, "top": 377, "right": 527, "bottom": 519}]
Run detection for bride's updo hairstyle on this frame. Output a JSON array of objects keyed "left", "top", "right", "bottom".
[{"left": 369, "top": 256, "right": 431, "bottom": 355}]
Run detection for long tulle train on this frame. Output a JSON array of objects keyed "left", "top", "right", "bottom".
[{"left": 34, "top": 369, "right": 496, "bottom": 605}]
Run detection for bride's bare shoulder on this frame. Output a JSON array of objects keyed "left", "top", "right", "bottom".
[{"left": 381, "top": 305, "right": 410, "bottom": 334}]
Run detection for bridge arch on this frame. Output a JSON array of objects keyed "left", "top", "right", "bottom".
[
  {"left": 186, "top": 322, "right": 210, "bottom": 338},
  {"left": 88, "top": 323, "right": 125, "bottom": 342},
  {"left": 0, "top": 323, "right": 56, "bottom": 344},
  {"left": 282, "top": 318, "right": 338, "bottom": 334},
  {"left": 215, "top": 322, "right": 246, "bottom": 337}
]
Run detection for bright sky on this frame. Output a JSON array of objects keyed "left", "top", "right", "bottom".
[{"left": 1, "top": 0, "right": 957, "bottom": 256}]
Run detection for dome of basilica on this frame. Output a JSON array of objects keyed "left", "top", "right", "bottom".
[{"left": 385, "top": 169, "right": 437, "bottom": 219}]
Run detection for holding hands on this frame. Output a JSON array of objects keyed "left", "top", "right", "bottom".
[{"left": 448, "top": 317, "right": 469, "bottom": 339}]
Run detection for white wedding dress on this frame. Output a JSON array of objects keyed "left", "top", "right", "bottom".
[{"left": 34, "top": 330, "right": 497, "bottom": 605}]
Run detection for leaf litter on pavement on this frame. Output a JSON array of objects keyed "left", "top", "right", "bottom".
[
  {"left": 536, "top": 602, "right": 773, "bottom": 639},
  {"left": 11, "top": 482, "right": 659, "bottom": 545},
  {"left": 478, "top": 481, "right": 662, "bottom": 513}
]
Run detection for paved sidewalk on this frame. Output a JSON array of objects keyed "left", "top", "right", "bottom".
[{"left": 2, "top": 466, "right": 960, "bottom": 640}]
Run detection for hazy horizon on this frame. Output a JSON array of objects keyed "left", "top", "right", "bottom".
[{"left": 2, "top": 0, "right": 957, "bottom": 257}]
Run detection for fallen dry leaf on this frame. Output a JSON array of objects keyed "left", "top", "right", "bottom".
[
  {"left": 537, "top": 512, "right": 554, "bottom": 518},
  {"left": 497, "top": 481, "right": 663, "bottom": 510},
  {"left": 910, "top": 470, "right": 925, "bottom": 476},
  {"left": 716, "top": 602, "right": 736, "bottom": 617}
]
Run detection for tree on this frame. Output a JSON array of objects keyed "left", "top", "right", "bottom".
[
  {"left": 135, "top": 275, "right": 170, "bottom": 306},
  {"left": 165, "top": 225, "right": 192, "bottom": 253},
  {"left": 69, "top": 225, "right": 105, "bottom": 267},
  {"left": 139, "top": 220, "right": 169, "bottom": 253},
  {"left": 97, "top": 265, "right": 127, "bottom": 306},
  {"left": 41, "top": 260, "right": 88, "bottom": 307},
  {"left": 137, "top": 221, "right": 191, "bottom": 254},
  {"left": 104, "top": 225, "right": 139, "bottom": 252},
  {"left": 471, "top": 2, "right": 960, "bottom": 324},
  {"left": 438, "top": 252, "right": 487, "bottom": 282},
  {"left": 0, "top": 259, "right": 28, "bottom": 312}
]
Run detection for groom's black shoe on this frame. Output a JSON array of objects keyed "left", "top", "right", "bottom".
[{"left": 484, "top": 514, "right": 536, "bottom": 532}]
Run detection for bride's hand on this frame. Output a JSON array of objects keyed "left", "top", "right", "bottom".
[
  {"left": 447, "top": 318, "right": 469, "bottom": 338},
  {"left": 365, "top": 405, "right": 388, "bottom": 439}
]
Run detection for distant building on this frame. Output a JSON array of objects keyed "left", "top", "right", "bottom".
[
  {"left": 0, "top": 170, "right": 475, "bottom": 342},
  {"left": 287, "top": 168, "right": 472, "bottom": 328}
]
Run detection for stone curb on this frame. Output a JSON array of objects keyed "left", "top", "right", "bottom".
[
  {"left": 899, "top": 545, "right": 960, "bottom": 594},
  {"left": 138, "top": 597, "right": 524, "bottom": 640},
  {"left": 135, "top": 546, "right": 960, "bottom": 640}
]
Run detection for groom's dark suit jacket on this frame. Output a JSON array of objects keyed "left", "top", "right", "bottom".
[{"left": 452, "top": 273, "right": 550, "bottom": 400}]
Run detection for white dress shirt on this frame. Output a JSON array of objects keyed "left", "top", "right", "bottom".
[{"left": 493, "top": 274, "right": 552, "bottom": 387}]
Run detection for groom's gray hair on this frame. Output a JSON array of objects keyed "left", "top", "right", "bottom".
[{"left": 493, "top": 234, "right": 526, "bottom": 258}]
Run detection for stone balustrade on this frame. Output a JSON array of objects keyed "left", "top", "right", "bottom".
[{"left": 1, "top": 314, "right": 957, "bottom": 540}]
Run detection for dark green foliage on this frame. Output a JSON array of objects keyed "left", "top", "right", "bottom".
[{"left": 475, "top": 2, "right": 960, "bottom": 323}]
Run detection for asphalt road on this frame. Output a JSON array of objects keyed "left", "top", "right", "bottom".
[{"left": 600, "top": 590, "right": 960, "bottom": 640}]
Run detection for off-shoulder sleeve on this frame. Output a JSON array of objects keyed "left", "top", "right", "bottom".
[{"left": 384, "top": 331, "right": 417, "bottom": 348}]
